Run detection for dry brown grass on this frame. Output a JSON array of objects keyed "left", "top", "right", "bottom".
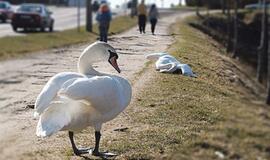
[{"left": 99, "top": 17, "right": 270, "bottom": 159}]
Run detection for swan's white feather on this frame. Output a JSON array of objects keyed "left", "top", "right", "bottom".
[
  {"left": 59, "top": 75, "right": 131, "bottom": 118},
  {"left": 34, "top": 72, "right": 84, "bottom": 116},
  {"left": 36, "top": 98, "right": 104, "bottom": 137},
  {"left": 36, "top": 101, "right": 71, "bottom": 137}
]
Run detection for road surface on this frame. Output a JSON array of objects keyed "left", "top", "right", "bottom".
[{"left": 0, "top": 6, "right": 124, "bottom": 38}]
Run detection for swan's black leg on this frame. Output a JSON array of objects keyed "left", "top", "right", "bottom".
[
  {"left": 69, "top": 131, "right": 80, "bottom": 155},
  {"left": 91, "top": 131, "right": 117, "bottom": 158},
  {"left": 92, "top": 131, "right": 101, "bottom": 156},
  {"left": 68, "top": 131, "right": 90, "bottom": 155}
]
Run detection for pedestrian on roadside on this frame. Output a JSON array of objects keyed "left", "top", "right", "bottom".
[
  {"left": 148, "top": 4, "right": 159, "bottom": 35},
  {"left": 96, "top": 3, "right": 112, "bottom": 42},
  {"left": 137, "top": 0, "right": 147, "bottom": 34}
]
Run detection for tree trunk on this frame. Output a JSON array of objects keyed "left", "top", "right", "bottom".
[
  {"left": 206, "top": 1, "right": 210, "bottom": 28},
  {"left": 266, "top": 3, "right": 270, "bottom": 104},
  {"left": 196, "top": 0, "right": 200, "bottom": 17},
  {"left": 226, "top": 0, "right": 233, "bottom": 52},
  {"left": 196, "top": 0, "right": 204, "bottom": 18},
  {"left": 221, "top": 0, "right": 226, "bottom": 14},
  {"left": 257, "top": 0, "right": 268, "bottom": 83},
  {"left": 86, "top": 0, "right": 92, "bottom": 32},
  {"left": 232, "top": 0, "right": 239, "bottom": 58}
]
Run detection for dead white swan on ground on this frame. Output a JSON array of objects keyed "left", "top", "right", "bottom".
[
  {"left": 146, "top": 52, "right": 197, "bottom": 77},
  {"left": 34, "top": 41, "right": 132, "bottom": 157}
]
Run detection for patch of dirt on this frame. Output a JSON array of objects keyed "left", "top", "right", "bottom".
[{"left": 0, "top": 11, "right": 192, "bottom": 159}]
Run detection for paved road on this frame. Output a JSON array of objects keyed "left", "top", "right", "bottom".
[
  {"left": 0, "top": 6, "right": 124, "bottom": 38},
  {"left": 0, "top": 6, "right": 184, "bottom": 38}
]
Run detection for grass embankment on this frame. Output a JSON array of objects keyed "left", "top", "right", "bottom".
[
  {"left": 103, "top": 17, "right": 270, "bottom": 159},
  {"left": 0, "top": 16, "right": 136, "bottom": 60},
  {"left": 188, "top": 11, "right": 261, "bottom": 67}
]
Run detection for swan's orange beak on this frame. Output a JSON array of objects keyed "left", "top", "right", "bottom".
[{"left": 109, "top": 56, "right": 121, "bottom": 73}]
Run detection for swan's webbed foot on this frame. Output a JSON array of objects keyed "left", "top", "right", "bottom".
[
  {"left": 89, "top": 149, "right": 117, "bottom": 158},
  {"left": 73, "top": 147, "right": 92, "bottom": 156},
  {"left": 69, "top": 131, "right": 92, "bottom": 156}
]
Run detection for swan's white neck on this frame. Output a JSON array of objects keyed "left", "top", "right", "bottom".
[{"left": 78, "top": 54, "right": 101, "bottom": 75}]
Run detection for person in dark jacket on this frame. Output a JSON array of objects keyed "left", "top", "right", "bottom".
[
  {"left": 137, "top": 0, "right": 147, "bottom": 34},
  {"left": 148, "top": 4, "right": 159, "bottom": 35},
  {"left": 96, "top": 3, "right": 112, "bottom": 42}
]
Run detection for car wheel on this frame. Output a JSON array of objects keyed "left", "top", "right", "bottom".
[
  {"left": 40, "top": 27, "right": 45, "bottom": 32},
  {"left": 49, "top": 24, "right": 53, "bottom": 32},
  {"left": 2, "top": 18, "right": 6, "bottom": 23},
  {"left": 12, "top": 26, "right": 17, "bottom": 32}
]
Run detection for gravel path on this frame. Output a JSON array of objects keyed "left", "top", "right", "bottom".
[{"left": 0, "top": 11, "right": 191, "bottom": 159}]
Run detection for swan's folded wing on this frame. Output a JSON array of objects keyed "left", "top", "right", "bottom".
[
  {"left": 58, "top": 76, "right": 119, "bottom": 104},
  {"left": 34, "top": 72, "right": 84, "bottom": 117},
  {"left": 36, "top": 101, "right": 71, "bottom": 137},
  {"left": 158, "top": 63, "right": 178, "bottom": 73}
]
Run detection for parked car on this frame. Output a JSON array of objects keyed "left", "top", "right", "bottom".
[
  {"left": 11, "top": 3, "right": 54, "bottom": 32},
  {"left": 0, "top": 1, "right": 13, "bottom": 23}
]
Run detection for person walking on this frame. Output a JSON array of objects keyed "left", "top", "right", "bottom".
[
  {"left": 137, "top": 0, "right": 147, "bottom": 34},
  {"left": 148, "top": 4, "right": 159, "bottom": 35},
  {"left": 96, "top": 3, "right": 112, "bottom": 42}
]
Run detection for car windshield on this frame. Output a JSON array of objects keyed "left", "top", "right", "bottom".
[
  {"left": 18, "top": 5, "right": 42, "bottom": 13},
  {"left": 0, "top": 3, "right": 7, "bottom": 9}
]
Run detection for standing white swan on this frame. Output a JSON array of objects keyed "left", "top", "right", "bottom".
[{"left": 34, "top": 41, "right": 132, "bottom": 157}]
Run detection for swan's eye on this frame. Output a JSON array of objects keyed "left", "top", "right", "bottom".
[{"left": 108, "top": 50, "right": 118, "bottom": 59}]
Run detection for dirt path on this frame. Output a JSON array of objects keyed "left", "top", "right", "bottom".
[{"left": 0, "top": 11, "right": 191, "bottom": 160}]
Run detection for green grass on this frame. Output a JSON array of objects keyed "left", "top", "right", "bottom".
[
  {"left": 0, "top": 16, "right": 136, "bottom": 60},
  {"left": 101, "top": 17, "right": 270, "bottom": 159}
]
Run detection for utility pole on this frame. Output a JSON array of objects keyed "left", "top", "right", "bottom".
[
  {"left": 257, "top": 0, "right": 268, "bottom": 83},
  {"left": 266, "top": 1, "right": 270, "bottom": 104},
  {"left": 77, "top": 0, "right": 81, "bottom": 32},
  {"left": 232, "top": 0, "right": 239, "bottom": 58},
  {"left": 86, "top": 0, "right": 92, "bottom": 32}
]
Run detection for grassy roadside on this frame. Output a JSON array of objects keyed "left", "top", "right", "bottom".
[
  {"left": 101, "top": 17, "right": 270, "bottom": 159},
  {"left": 0, "top": 16, "right": 136, "bottom": 60}
]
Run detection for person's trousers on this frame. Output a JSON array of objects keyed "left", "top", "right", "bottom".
[
  {"left": 138, "top": 14, "right": 146, "bottom": 33},
  {"left": 99, "top": 24, "right": 109, "bottom": 42},
  {"left": 150, "top": 18, "right": 157, "bottom": 34}
]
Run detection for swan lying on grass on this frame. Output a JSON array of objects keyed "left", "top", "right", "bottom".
[
  {"left": 146, "top": 52, "right": 197, "bottom": 77},
  {"left": 34, "top": 41, "right": 132, "bottom": 157}
]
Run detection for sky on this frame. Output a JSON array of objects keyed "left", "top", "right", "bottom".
[{"left": 109, "top": 0, "right": 185, "bottom": 9}]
